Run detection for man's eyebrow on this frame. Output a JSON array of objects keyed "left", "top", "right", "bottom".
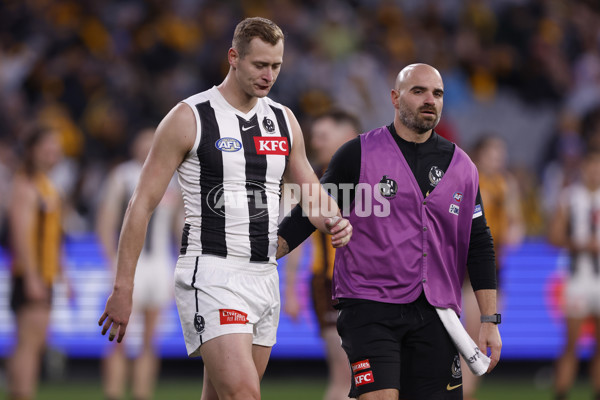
[{"left": 409, "top": 85, "right": 444, "bottom": 94}]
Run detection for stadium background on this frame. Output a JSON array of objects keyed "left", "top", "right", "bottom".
[{"left": 1, "top": 0, "right": 600, "bottom": 398}]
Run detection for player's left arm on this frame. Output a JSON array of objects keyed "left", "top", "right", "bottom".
[{"left": 281, "top": 107, "right": 352, "bottom": 247}]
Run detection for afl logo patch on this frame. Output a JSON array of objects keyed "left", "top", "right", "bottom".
[
  {"left": 428, "top": 165, "right": 444, "bottom": 187},
  {"left": 215, "top": 137, "right": 242, "bottom": 152},
  {"left": 379, "top": 175, "right": 398, "bottom": 198},
  {"left": 263, "top": 117, "right": 275, "bottom": 132},
  {"left": 453, "top": 192, "right": 463, "bottom": 202}
]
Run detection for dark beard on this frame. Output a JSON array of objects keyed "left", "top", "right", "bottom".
[{"left": 398, "top": 105, "right": 440, "bottom": 134}]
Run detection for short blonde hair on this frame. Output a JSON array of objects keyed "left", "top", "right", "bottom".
[{"left": 232, "top": 17, "right": 284, "bottom": 57}]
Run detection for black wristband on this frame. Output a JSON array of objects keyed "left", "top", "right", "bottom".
[
  {"left": 278, "top": 205, "right": 317, "bottom": 252},
  {"left": 480, "top": 313, "right": 501, "bottom": 324}
]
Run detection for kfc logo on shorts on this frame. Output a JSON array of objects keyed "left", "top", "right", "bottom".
[
  {"left": 354, "top": 371, "right": 374, "bottom": 387},
  {"left": 254, "top": 137, "right": 289, "bottom": 155},
  {"left": 351, "top": 359, "right": 371, "bottom": 373},
  {"left": 219, "top": 309, "right": 249, "bottom": 325}
]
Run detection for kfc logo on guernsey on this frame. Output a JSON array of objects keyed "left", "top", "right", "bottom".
[
  {"left": 354, "top": 371, "right": 374, "bottom": 387},
  {"left": 351, "top": 359, "right": 371, "bottom": 373},
  {"left": 219, "top": 309, "right": 249, "bottom": 325},
  {"left": 254, "top": 137, "right": 289, "bottom": 155}
]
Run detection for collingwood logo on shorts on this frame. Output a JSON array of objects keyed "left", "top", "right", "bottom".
[
  {"left": 194, "top": 313, "right": 205, "bottom": 334},
  {"left": 379, "top": 175, "right": 398, "bottom": 198},
  {"left": 428, "top": 165, "right": 444, "bottom": 187},
  {"left": 451, "top": 355, "right": 462, "bottom": 378}
]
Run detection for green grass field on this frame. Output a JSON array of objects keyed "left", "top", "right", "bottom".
[
  {"left": 23, "top": 376, "right": 595, "bottom": 400},
  {"left": 2, "top": 359, "right": 596, "bottom": 400}
]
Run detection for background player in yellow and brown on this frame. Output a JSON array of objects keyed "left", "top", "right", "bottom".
[
  {"left": 284, "top": 109, "right": 360, "bottom": 400},
  {"left": 7, "top": 126, "right": 66, "bottom": 400},
  {"left": 462, "top": 134, "right": 525, "bottom": 400}
]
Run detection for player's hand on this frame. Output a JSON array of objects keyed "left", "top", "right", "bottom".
[
  {"left": 479, "top": 322, "right": 502, "bottom": 373},
  {"left": 276, "top": 236, "right": 290, "bottom": 259},
  {"left": 98, "top": 286, "right": 133, "bottom": 343},
  {"left": 284, "top": 288, "right": 301, "bottom": 321},
  {"left": 325, "top": 216, "right": 352, "bottom": 248}
]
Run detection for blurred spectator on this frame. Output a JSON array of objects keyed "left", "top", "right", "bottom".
[
  {"left": 7, "top": 126, "right": 68, "bottom": 400},
  {"left": 96, "top": 128, "right": 182, "bottom": 400},
  {"left": 462, "top": 134, "right": 525, "bottom": 400},
  {"left": 549, "top": 149, "right": 600, "bottom": 400},
  {"left": 540, "top": 111, "right": 585, "bottom": 218}
]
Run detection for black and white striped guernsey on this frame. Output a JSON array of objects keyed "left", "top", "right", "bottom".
[{"left": 177, "top": 86, "right": 293, "bottom": 262}]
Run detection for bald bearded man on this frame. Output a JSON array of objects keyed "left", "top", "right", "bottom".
[{"left": 278, "top": 64, "right": 502, "bottom": 399}]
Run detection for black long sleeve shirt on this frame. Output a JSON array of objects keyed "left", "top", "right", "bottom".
[{"left": 279, "top": 124, "right": 497, "bottom": 290}]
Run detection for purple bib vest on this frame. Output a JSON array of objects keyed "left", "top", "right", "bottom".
[{"left": 333, "top": 126, "right": 479, "bottom": 315}]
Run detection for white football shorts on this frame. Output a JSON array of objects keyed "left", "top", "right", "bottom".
[
  {"left": 564, "top": 270, "right": 600, "bottom": 318},
  {"left": 174, "top": 255, "right": 280, "bottom": 357}
]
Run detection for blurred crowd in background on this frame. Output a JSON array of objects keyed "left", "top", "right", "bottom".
[{"left": 1, "top": 0, "right": 600, "bottom": 238}]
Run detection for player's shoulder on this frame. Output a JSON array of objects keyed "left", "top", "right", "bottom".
[{"left": 180, "top": 87, "right": 217, "bottom": 107}]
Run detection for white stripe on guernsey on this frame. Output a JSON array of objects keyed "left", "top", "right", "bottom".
[{"left": 218, "top": 111, "right": 252, "bottom": 258}]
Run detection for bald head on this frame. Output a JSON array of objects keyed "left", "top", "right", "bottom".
[
  {"left": 394, "top": 63, "right": 443, "bottom": 91},
  {"left": 391, "top": 63, "right": 444, "bottom": 141}
]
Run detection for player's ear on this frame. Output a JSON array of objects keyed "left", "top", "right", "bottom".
[
  {"left": 228, "top": 48, "right": 239, "bottom": 69},
  {"left": 391, "top": 89, "right": 400, "bottom": 108}
]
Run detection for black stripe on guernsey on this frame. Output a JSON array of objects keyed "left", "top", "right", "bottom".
[
  {"left": 196, "top": 101, "right": 227, "bottom": 257},
  {"left": 238, "top": 114, "right": 270, "bottom": 262},
  {"left": 180, "top": 223, "right": 191, "bottom": 255},
  {"left": 269, "top": 105, "right": 291, "bottom": 168}
]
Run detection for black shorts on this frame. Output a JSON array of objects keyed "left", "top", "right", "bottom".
[
  {"left": 10, "top": 276, "right": 53, "bottom": 312},
  {"left": 336, "top": 294, "right": 462, "bottom": 400}
]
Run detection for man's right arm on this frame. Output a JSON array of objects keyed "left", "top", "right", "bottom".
[
  {"left": 99, "top": 103, "right": 195, "bottom": 342},
  {"left": 277, "top": 137, "right": 361, "bottom": 258}
]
